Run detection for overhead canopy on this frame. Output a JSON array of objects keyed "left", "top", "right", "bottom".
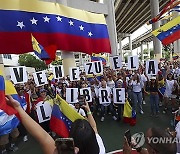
[{"left": 115, "top": 0, "right": 170, "bottom": 36}]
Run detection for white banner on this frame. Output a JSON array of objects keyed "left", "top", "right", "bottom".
[
  {"left": 10, "top": 66, "right": 28, "bottom": 84},
  {"left": 113, "top": 88, "right": 125, "bottom": 104},
  {"left": 36, "top": 101, "right": 52, "bottom": 123},
  {"left": 84, "top": 61, "right": 103, "bottom": 75},
  {"left": 66, "top": 88, "right": 79, "bottom": 104}
]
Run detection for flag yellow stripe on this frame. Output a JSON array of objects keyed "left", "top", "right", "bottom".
[
  {"left": 152, "top": 16, "right": 180, "bottom": 36},
  {"left": 0, "top": 0, "right": 106, "bottom": 25},
  {"left": 57, "top": 95, "right": 84, "bottom": 122},
  {"left": 5, "top": 81, "right": 17, "bottom": 95}
]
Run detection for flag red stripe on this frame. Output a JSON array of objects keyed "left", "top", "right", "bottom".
[
  {"left": 50, "top": 116, "right": 69, "bottom": 138},
  {"left": 162, "top": 29, "right": 180, "bottom": 45},
  {"left": 0, "top": 32, "right": 111, "bottom": 54}
]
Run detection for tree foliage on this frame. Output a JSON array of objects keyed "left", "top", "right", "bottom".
[
  {"left": 51, "top": 59, "right": 62, "bottom": 66},
  {"left": 18, "top": 54, "right": 47, "bottom": 71}
]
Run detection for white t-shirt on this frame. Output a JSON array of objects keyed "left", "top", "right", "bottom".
[
  {"left": 96, "top": 134, "right": 106, "bottom": 154},
  {"left": 140, "top": 74, "right": 147, "bottom": 88},
  {"left": 165, "top": 79, "right": 175, "bottom": 95},
  {"left": 130, "top": 80, "right": 142, "bottom": 93}
]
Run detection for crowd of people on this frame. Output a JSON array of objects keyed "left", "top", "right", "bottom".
[{"left": 0, "top": 59, "right": 180, "bottom": 154}]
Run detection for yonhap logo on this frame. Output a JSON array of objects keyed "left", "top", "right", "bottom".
[{"left": 132, "top": 132, "right": 145, "bottom": 148}]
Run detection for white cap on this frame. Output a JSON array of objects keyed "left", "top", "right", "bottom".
[{"left": 150, "top": 76, "right": 156, "bottom": 80}]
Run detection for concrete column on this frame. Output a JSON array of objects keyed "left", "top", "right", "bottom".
[
  {"left": 118, "top": 37, "right": 123, "bottom": 60},
  {"left": 173, "top": 11, "right": 180, "bottom": 57},
  {"left": 104, "top": 0, "right": 118, "bottom": 56},
  {"left": 150, "top": 0, "right": 162, "bottom": 60},
  {"left": 129, "top": 35, "right": 132, "bottom": 56},
  {"left": 147, "top": 43, "right": 150, "bottom": 59},
  {"left": 140, "top": 43, "right": 144, "bottom": 61}
]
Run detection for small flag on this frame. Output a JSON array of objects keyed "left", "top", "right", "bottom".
[
  {"left": 50, "top": 95, "right": 84, "bottom": 137},
  {"left": 172, "top": 53, "right": 179, "bottom": 60},
  {"left": 152, "top": 16, "right": 180, "bottom": 45}
]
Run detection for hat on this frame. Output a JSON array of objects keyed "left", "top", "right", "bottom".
[
  {"left": 40, "top": 89, "right": 46, "bottom": 93},
  {"left": 117, "top": 79, "right": 123, "bottom": 83},
  {"left": 150, "top": 76, "right": 156, "bottom": 80}
]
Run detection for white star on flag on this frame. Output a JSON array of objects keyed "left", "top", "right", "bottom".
[
  {"left": 43, "top": 16, "right": 50, "bottom": 23},
  {"left": 69, "top": 20, "right": 74, "bottom": 26},
  {"left": 30, "top": 18, "right": 38, "bottom": 25},
  {"left": 17, "top": 21, "right": 25, "bottom": 29},
  {"left": 56, "top": 16, "right": 62, "bottom": 22},
  {"left": 88, "top": 32, "right": 93, "bottom": 37},
  {"left": 79, "top": 25, "right": 84, "bottom": 31}
]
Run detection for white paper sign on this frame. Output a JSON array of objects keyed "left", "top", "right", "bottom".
[
  {"left": 110, "top": 56, "right": 122, "bottom": 70},
  {"left": 36, "top": 101, "right": 52, "bottom": 123},
  {"left": 69, "top": 67, "right": 80, "bottom": 81},
  {"left": 84, "top": 61, "right": 103, "bottom": 75},
  {"left": 84, "top": 62, "right": 94, "bottom": 75},
  {"left": 80, "top": 87, "right": 92, "bottom": 102},
  {"left": 66, "top": 88, "right": 79, "bottom": 103},
  {"left": 113, "top": 88, "right": 125, "bottom": 104},
  {"left": 33, "top": 71, "right": 48, "bottom": 87},
  {"left": 146, "top": 60, "right": 158, "bottom": 75},
  {"left": 52, "top": 65, "right": 64, "bottom": 79},
  {"left": 10, "top": 66, "right": 28, "bottom": 84},
  {"left": 98, "top": 87, "right": 111, "bottom": 104},
  {"left": 94, "top": 61, "right": 103, "bottom": 75},
  {"left": 128, "top": 56, "right": 139, "bottom": 70}
]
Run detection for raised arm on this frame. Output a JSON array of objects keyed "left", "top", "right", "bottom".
[
  {"left": 6, "top": 95, "right": 56, "bottom": 154},
  {"left": 82, "top": 101, "right": 98, "bottom": 134}
]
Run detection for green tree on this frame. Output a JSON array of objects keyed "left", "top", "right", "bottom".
[
  {"left": 18, "top": 54, "right": 47, "bottom": 71},
  {"left": 138, "top": 49, "right": 154, "bottom": 60},
  {"left": 51, "top": 59, "right": 62, "bottom": 66}
]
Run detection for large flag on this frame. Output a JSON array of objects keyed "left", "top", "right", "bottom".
[
  {"left": 50, "top": 95, "right": 84, "bottom": 138},
  {"left": 0, "top": 0, "right": 111, "bottom": 55},
  {"left": 152, "top": 16, "right": 180, "bottom": 45}
]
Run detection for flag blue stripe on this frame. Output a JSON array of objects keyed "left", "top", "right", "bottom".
[
  {"left": 0, "top": 115, "right": 19, "bottom": 136},
  {"left": 0, "top": 75, "right": 5, "bottom": 91},
  {"left": 0, "top": 10, "right": 109, "bottom": 39}
]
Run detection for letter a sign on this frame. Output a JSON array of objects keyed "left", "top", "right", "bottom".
[{"left": 146, "top": 60, "right": 158, "bottom": 75}]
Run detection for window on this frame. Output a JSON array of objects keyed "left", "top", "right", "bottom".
[
  {"left": 3, "top": 54, "right": 12, "bottom": 59},
  {"left": 74, "top": 54, "right": 79, "bottom": 59}
]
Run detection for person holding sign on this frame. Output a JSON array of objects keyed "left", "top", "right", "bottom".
[
  {"left": 129, "top": 74, "right": 144, "bottom": 114},
  {"left": 98, "top": 79, "right": 117, "bottom": 122},
  {"left": 33, "top": 89, "right": 52, "bottom": 133},
  {"left": 144, "top": 76, "right": 160, "bottom": 117}
]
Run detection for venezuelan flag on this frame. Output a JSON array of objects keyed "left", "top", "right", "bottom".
[
  {"left": 0, "top": 81, "right": 27, "bottom": 136},
  {"left": 172, "top": 53, "right": 179, "bottom": 60},
  {"left": 152, "top": 16, "right": 180, "bottom": 45},
  {"left": 0, "top": 0, "right": 111, "bottom": 55},
  {"left": 50, "top": 95, "right": 84, "bottom": 137},
  {"left": 123, "top": 100, "right": 136, "bottom": 126}
]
